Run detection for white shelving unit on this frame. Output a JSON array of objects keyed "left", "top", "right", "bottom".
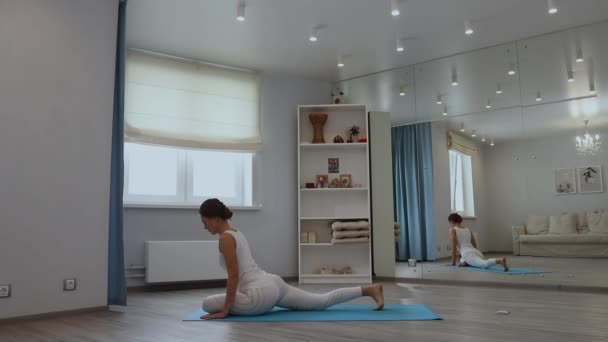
[{"left": 297, "top": 104, "right": 372, "bottom": 284}]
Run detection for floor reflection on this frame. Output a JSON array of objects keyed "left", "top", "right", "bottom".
[{"left": 395, "top": 254, "right": 608, "bottom": 290}]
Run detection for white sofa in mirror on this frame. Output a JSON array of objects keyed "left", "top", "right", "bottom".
[{"left": 512, "top": 210, "right": 608, "bottom": 257}]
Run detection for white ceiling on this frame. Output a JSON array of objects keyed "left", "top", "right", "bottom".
[
  {"left": 338, "top": 19, "right": 608, "bottom": 143},
  {"left": 126, "top": 0, "right": 608, "bottom": 81}
]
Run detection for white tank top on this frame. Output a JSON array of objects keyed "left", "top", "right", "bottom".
[
  {"left": 454, "top": 227, "right": 475, "bottom": 254},
  {"left": 219, "top": 230, "right": 263, "bottom": 285}
]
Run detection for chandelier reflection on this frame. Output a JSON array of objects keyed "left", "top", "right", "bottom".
[{"left": 575, "top": 120, "right": 601, "bottom": 156}]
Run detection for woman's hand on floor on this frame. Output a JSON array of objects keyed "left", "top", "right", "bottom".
[{"left": 202, "top": 311, "right": 229, "bottom": 320}]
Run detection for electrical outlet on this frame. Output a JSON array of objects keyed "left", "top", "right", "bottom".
[
  {"left": 63, "top": 278, "right": 77, "bottom": 291},
  {"left": 0, "top": 284, "right": 11, "bottom": 298}
]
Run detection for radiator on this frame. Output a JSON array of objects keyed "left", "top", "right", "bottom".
[{"left": 145, "top": 240, "right": 226, "bottom": 283}]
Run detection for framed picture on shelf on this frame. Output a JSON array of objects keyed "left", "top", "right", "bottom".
[
  {"left": 553, "top": 168, "right": 576, "bottom": 194},
  {"left": 315, "top": 174, "right": 329, "bottom": 188},
  {"left": 328, "top": 158, "right": 339, "bottom": 173},
  {"left": 578, "top": 166, "right": 603, "bottom": 193},
  {"left": 329, "top": 177, "right": 340, "bottom": 188},
  {"left": 339, "top": 174, "right": 352, "bottom": 188}
]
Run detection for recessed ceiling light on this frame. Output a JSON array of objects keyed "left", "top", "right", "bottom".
[
  {"left": 465, "top": 20, "right": 474, "bottom": 35},
  {"left": 471, "top": 130, "right": 477, "bottom": 138},
  {"left": 237, "top": 1, "right": 246, "bottom": 21},
  {"left": 309, "top": 28, "right": 319, "bottom": 42},
  {"left": 485, "top": 99, "right": 492, "bottom": 109},
  {"left": 396, "top": 39, "right": 404, "bottom": 52},
  {"left": 337, "top": 56, "right": 345, "bottom": 68},
  {"left": 536, "top": 91, "right": 542, "bottom": 102},
  {"left": 481, "top": 137, "right": 486, "bottom": 142},
  {"left": 436, "top": 95, "right": 443, "bottom": 104},
  {"left": 399, "top": 86, "right": 406, "bottom": 96},
  {"left": 508, "top": 64, "right": 516, "bottom": 76},
  {"left": 568, "top": 70, "right": 575, "bottom": 82},
  {"left": 460, "top": 123, "right": 465, "bottom": 132},
  {"left": 390, "top": 0, "right": 400, "bottom": 16},
  {"left": 490, "top": 140, "right": 495, "bottom": 146},
  {"left": 496, "top": 83, "right": 503, "bottom": 94},
  {"left": 442, "top": 105, "right": 448, "bottom": 116},
  {"left": 576, "top": 47, "right": 584, "bottom": 63},
  {"left": 451, "top": 67, "right": 458, "bottom": 86},
  {"left": 547, "top": 0, "right": 558, "bottom": 14}
]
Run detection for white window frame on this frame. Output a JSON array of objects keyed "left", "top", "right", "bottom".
[
  {"left": 449, "top": 149, "right": 475, "bottom": 217},
  {"left": 123, "top": 143, "right": 261, "bottom": 210}
]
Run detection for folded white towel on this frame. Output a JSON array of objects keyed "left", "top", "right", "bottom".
[
  {"left": 333, "top": 229, "right": 370, "bottom": 239},
  {"left": 331, "top": 237, "right": 370, "bottom": 244},
  {"left": 331, "top": 220, "right": 369, "bottom": 231}
]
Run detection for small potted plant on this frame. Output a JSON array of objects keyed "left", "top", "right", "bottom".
[{"left": 346, "top": 125, "right": 360, "bottom": 143}]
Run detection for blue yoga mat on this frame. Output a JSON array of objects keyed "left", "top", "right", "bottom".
[
  {"left": 183, "top": 304, "right": 442, "bottom": 322},
  {"left": 446, "top": 264, "right": 545, "bottom": 275}
]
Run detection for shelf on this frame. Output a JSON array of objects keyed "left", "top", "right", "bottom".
[
  {"left": 300, "top": 242, "right": 370, "bottom": 246},
  {"left": 300, "top": 216, "right": 369, "bottom": 220},
  {"left": 301, "top": 273, "right": 369, "bottom": 278},
  {"left": 300, "top": 143, "right": 367, "bottom": 149},
  {"left": 300, "top": 188, "right": 368, "bottom": 192},
  {"left": 299, "top": 273, "right": 371, "bottom": 284},
  {"left": 298, "top": 104, "right": 366, "bottom": 113},
  {"left": 298, "top": 103, "right": 371, "bottom": 285}
]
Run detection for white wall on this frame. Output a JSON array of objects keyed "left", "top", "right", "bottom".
[
  {"left": 124, "top": 74, "right": 331, "bottom": 286},
  {"left": 484, "top": 133, "right": 608, "bottom": 252},
  {"left": 369, "top": 112, "right": 396, "bottom": 277},
  {"left": 0, "top": 0, "right": 118, "bottom": 319},
  {"left": 431, "top": 121, "right": 489, "bottom": 258}
]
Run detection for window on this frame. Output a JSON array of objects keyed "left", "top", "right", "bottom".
[
  {"left": 124, "top": 142, "right": 257, "bottom": 207},
  {"left": 449, "top": 149, "right": 475, "bottom": 216},
  {"left": 123, "top": 50, "right": 261, "bottom": 208},
  {"left": 124, "top": 51, "right": 261, "bottom": 151}
]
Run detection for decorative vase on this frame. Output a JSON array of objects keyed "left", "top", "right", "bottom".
[{"left": 309, "top": 113, "right": 328, "bottom": 143}]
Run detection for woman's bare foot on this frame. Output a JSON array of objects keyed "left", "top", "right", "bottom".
[
  {"left": 361, "top": 284, "right": 384, "bottom": 310},
  {"left": 501, "top": 257, "right": 510, "bottom": 272}
]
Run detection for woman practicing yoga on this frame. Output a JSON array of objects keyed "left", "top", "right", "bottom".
[
  {"left": 199, "top": 198, "right": 384, "bottom": 320},
  {"left": 449, "top": 213, "right": 509, "bottom": 271}
]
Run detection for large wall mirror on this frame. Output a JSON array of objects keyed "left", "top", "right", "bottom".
[{"left": 339, "top": 20, "right": 608, "bottom": 290}]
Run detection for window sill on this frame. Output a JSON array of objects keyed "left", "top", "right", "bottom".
[{"left": 123, "top": 202, "right": 262, "bottom": 210}]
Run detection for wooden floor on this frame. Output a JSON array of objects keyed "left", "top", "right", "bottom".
[
  {"left": 396, "top": 254, "right": 608, "bottom": 290},
  {"left": 2, "top": 281, "right": 608, "bottom": 341}
]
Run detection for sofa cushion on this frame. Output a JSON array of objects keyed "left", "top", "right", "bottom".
[
  {"left": 526, "top": 216, "right": 549, "bottom": 235},
  {"left": 588, "top": 210, "right": 608, "bottom": 234},
  {"left": 520, "top": 234, "right": 608, "bottom": 244},
  {"left": 549, "top": 213, "right": 577, "bottom": 235}
]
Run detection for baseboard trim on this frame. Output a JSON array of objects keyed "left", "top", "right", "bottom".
[
  {"left": 0, "top": 306, "right": 108, "bottom": 325},
  {"left": 128, "top": 276, "right": 299, "bottom": 292}
]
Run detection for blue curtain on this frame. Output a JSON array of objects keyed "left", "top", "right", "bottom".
[
  {"left": 392, "top": 122, "right": 436, "bottom": 261},
  {"left": 108, "top": 0, "right": 127, "bottom": 306}
]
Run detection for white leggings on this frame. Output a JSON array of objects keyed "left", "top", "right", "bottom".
[
  {"left": 461, "top": 249, "right": 497, "bottom": 269},
  {"left": 202, "top": 274, "right": 362, "bottom": 316}
]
